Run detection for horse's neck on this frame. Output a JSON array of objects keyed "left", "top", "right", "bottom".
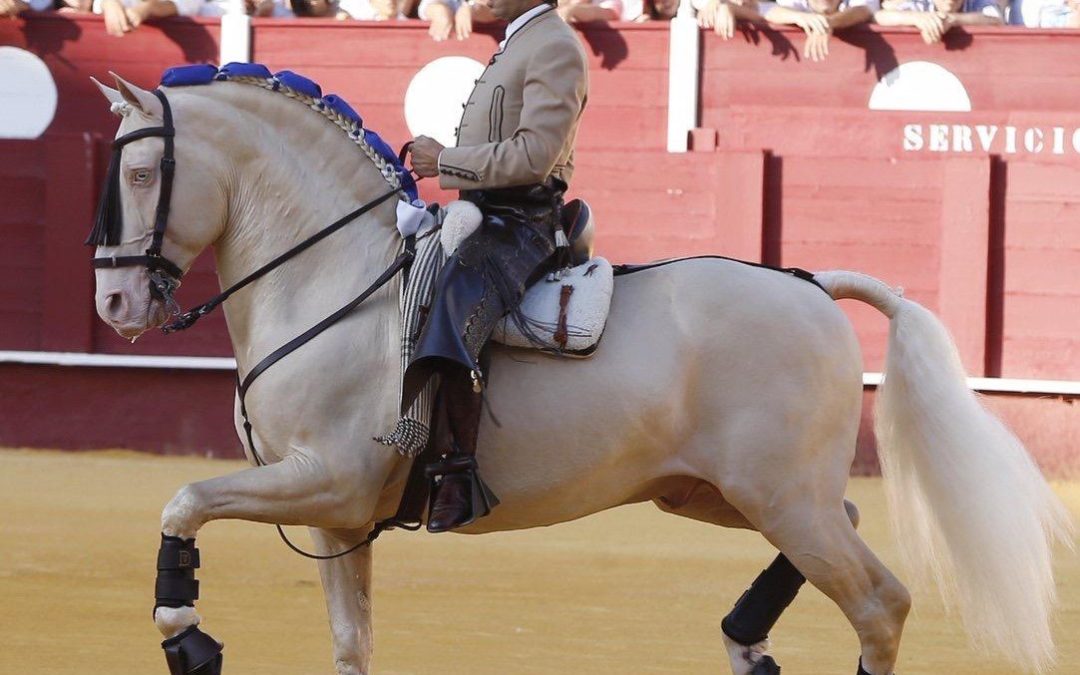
[{"left": 206, "top": 90, "right": 401, "bottom": 374}]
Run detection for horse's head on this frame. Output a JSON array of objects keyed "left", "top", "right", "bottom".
[{"left": 90, "top": 74, "right": 228, "bottom": 340}]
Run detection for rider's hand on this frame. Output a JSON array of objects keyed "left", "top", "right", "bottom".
[
  {"left": 409, "top": 135, "right": 445, "bottom": 179},
  {"left": 714, "top": 2, "right": 736, "bottom": 39}
]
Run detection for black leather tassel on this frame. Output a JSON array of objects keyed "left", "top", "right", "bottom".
[{"left": 86, "top": 148, "right": 123, "bottom": 246}]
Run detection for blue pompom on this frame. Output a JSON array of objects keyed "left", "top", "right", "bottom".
[
  {"left": 217, "top": 63, "right": 273, "bottom": 80},
  {"left": 274, "top": 71, "right": 322, "bottom": 99},
  {"left": 160, "top": 64, "right": 219, "bottom": 88},
  {"left": 322, "top": 95, "right": 362, "bottom": 128}
]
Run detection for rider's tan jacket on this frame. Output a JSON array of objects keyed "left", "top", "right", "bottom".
[{"left": 437, "top": 5, "right": 589, "bottom": 191}]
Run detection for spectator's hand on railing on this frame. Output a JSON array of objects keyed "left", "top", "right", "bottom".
[
  {"left": 426, "top": 0, "right": 453, "bottom": 40},
  {"left": 455, "top": 0, "right": 472, "bottom": 39},
  {"left": 102, "top": 0, "right": 133, "bottom": 35},
  {"left": 699, "top": 0, "right": 738, "bottom": 38},
  {"left": 912, "top": 10, "right": 948, "bottom": 42},
  {"left": 791, "top": 10, "right": 830, "bottom": 33},
  {"left": 0, "top": 0, "right": 30, "bottom": 18},
  {"left": 125, "top": 1, "right": 151, "bottom": 28},
  {"left": 803, "top": 27, "right": 830, "bottom": 60}
]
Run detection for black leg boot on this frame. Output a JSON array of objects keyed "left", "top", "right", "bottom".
[{"left": 425, "top": 367, "right": 499, "bottom": 533}]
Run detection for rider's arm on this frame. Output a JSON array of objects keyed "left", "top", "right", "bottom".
[{"left": 436, "top": 39, "right": 588, "bottom": 190}]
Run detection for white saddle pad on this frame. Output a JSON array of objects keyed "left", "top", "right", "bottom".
[{"left": 492, "top": 257, "right": 614, "bottom": 356}]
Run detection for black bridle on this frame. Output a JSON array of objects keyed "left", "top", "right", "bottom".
[
  {"left": 87, "top": 88, "right": 424, "bottom": 559},
  {"left": 87, "top": 89, "right": 185, "bottom": 310}
]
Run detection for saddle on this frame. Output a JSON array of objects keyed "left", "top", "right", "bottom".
[{"left": 442, "top": 197, "right": 614, "bottom": 356}]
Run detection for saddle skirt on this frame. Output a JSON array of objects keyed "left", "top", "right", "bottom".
[{"left": 492, "top": 258, "right": 613, "bottom": 355}]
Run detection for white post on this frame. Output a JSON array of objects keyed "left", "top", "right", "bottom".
[
  {"left": 219, "top": 0, "right": 252, "bottom": 65},
  {"left": 666, "top": 0, "right": 701, "bottom": 152}
]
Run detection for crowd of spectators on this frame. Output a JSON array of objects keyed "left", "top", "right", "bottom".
[{"left": 1, "top": 0, "right": 1076, "bottom": 45}]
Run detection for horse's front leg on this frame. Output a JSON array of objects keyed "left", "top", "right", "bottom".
[
  {"left": 310, "top": 527, "right": 375, "bottom": 675},
  {"left": 153, "top": 453, "right": 387, "bottom": 675}
]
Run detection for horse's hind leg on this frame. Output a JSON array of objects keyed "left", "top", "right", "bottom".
[
  {"left": 736, "top": 491, "right": 910, "bottom": 675},
  {"left": 310, "top": 527, "right": 375, "bottom": 675},
  {"left": 154, "top": 454, "right": 387, "bottom": 674},
  {"left": 656, "top": 481, "right": 863, "bottom": 675},
  {"left": 721, "top": 499, "right": 862, "bottom": 663}
]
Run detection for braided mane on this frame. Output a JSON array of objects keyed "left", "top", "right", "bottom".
[{"left": 159, "top": 63, "right": 417, "bottom": 202}]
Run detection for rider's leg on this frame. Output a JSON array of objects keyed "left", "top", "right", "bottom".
[
  {"left": 154, "top": 453, "right": 388, "bottom": 674},
  {"left": 310, "top": 527, "right": 375, "bottom": 675},
  {"left": 426, "top": 359, "right": 498, "bottom": 532}
]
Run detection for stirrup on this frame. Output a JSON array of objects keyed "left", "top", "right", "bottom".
[
  {"left": 425, "top": 459, "right": 500, "bottom": 532},
  {"left": 162, "top": 625, "right": 223, "bottom": 675}
]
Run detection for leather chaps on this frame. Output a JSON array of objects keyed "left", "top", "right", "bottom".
[{"left": 401, "top": 179, "right": 563, "bottom": 408}]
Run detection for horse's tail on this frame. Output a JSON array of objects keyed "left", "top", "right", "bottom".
[{"left": 814, "top": 269, "right": 1073, "bottom": 672}]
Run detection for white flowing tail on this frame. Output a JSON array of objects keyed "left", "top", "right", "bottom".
[{"left": 815, "top": 270, "right": 1074, "bottom": 672}]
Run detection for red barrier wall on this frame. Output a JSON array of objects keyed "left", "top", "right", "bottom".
[{"left": 1, "top": 17, "right": 1078, "bottom": 473}]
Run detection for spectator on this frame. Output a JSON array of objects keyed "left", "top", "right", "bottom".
[
  {"left": 1007, "top": 0, "right": 1078, "bottom": 25},
  {"left": 697, "top": 0, "right": 875, "bottom": 61},
  {"left": 201, "top": 0, "right": 293, "bottom": 16},
  {"left": 337, "top": 0, "right": 414, "bottom": 18},
  {"left": 0, "top": 0, "right": 57, "bottom": 17},
  {"left": 697, "top": 0, "right": 765, "bottom": 37},
  {"left": 874, "top": 0, "right": 1002, "bottom": 44},
  {"left": 94, "top": 0, "right": 205, "bottom": 35},
  {"left": 644, "top": 0, "right": 680, "bottom": 18},
  {"left": 557, "top": 0, "right": 645, "bottom": 22},
  {"left": 419, "top": 0, "right": 493, "bottom": 40}
]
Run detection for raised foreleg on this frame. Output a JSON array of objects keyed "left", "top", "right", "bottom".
[{"left": 153, "top": 453, "right": 391, "bottom": 675}]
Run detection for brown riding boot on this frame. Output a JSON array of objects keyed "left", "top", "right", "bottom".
[{"left": 425, "top": 369, "right": 499, "bottom": 533}]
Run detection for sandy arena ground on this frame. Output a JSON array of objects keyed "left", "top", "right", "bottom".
[{"left": 1, "top": 449, "right": 1078, "bottom": 675}]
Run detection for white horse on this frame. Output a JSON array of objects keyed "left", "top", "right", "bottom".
[{"left": 90, "top": 71, "right": 1072, "bottom": 675}]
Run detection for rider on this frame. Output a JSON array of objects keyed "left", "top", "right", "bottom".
[{"left": 404, "top": 0, "right": 588, "bottom": 533}]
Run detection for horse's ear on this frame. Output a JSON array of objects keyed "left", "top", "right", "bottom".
[
  {"left": 92, "top": 76, "right": 123, "bottom": 105},
  {"left": 109, "top": 72, "right": 163, "bottom": 119}
]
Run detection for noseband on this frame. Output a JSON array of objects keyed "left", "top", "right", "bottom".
[{"left": 86, "top": 89, "right": 184, "bottom": 310}]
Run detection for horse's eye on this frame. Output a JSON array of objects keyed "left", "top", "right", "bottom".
[{"left": 130, "top": 168, "right": 153, "bottom": 186}]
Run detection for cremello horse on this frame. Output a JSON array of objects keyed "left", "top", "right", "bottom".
[{"left": 90, "top": 71, "right": 1071, "bottom": 675}]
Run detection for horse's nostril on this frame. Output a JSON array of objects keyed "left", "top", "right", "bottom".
[{"left": 106, "top": 292, "right": 124, "bottom": 317}]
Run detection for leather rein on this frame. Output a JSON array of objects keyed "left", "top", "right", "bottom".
[{"left": 88, "top": 89, "right": 422, "bottom": 560}]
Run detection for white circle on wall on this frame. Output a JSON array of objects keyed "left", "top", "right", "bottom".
[
  {"left": 868, "top": 61, "right": 971, "bottom": 113},
  {"left": 0, "top": 47, "right": 58, "bottom": 139},
  {"left": 404, "top": 56, "right": 486, "bottom": 148}
]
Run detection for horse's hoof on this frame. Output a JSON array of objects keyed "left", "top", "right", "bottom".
[
  {"left": 162, "top": 625, "right": 223, "bottom": 675},
  {"left": 751, "top": 655, "right": 781, "bottom": 675}
]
